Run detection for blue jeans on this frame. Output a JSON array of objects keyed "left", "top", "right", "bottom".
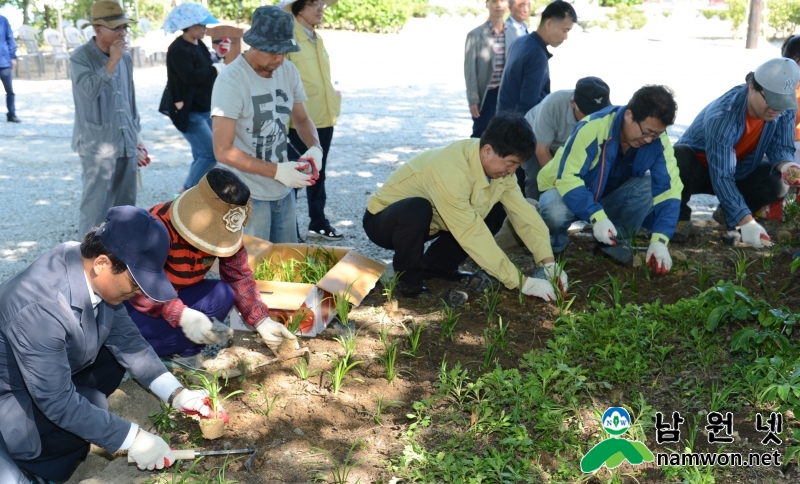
[
  {"left": 539, "top": 176, "right": 654, "bottom": 253},
  {"left": 182, "top": 111, "right": 217, "bottom": 190},
  {"left": 125, "top": 280, "right": 235, "bottom": 357},
  {"left": 0, "top": 66, "right": 15, "bottom": 118},
  {"left": 244, "top": 192, "right": 298, "bottom": 243}
]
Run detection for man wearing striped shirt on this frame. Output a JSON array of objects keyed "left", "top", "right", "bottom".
[
  {"left": 464, "top": 0, "right": 518, "bottom": 138},
  {"left": 673, "top": 58, "right": 800, "bottom": 247},
  {"left": 126, "top": 169, "right": 298, "bottom": 359}
]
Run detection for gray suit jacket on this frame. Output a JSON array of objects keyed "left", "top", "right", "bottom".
[
  {"left": 464, "top": 21, "right": 520, "bottom": 109},
  {"left": 0, "top": 243, "right": 168, "bottom": 460}
]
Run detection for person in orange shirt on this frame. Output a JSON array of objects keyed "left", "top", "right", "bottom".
[{"left": 671, "top": 59, "right": 800, "bottom": 247}]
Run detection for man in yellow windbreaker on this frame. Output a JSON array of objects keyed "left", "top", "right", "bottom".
[
  {"left": 282, "top": 0, "right": 343, "bottom": 241},
  {"left": 537, "top": 85, "right": 683, "bottom": 274},
  {"left": 363, "top": 113, "right": 567, "bottom": 300}
]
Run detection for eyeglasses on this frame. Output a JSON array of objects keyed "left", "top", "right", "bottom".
[
  {"left": 306, "top": 1, "right": 327, "bottom": 9},
  {"left": 635, "top": 120, "right": 665, "bottom": 142},
  {"left": 103, "top": 24, "right": 130, "bottom": 33},
  {"left": 124, "top": 271, "right": 142, "bottom": 293},
  {"left": 757, "top": 90, "right": 778, "bottom": 110}
]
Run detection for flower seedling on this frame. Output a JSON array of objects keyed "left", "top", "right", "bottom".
[
  {"left": 401, "top": 319, "right": 425, "bottom": 358},
  {"left": 379, "top": 339, "right": 399, "bottom": 384},
  {"left": 362, "top": 395, "right": 403, "bottom": 425},
  {"left": 190, "top": 370, "right": 244, "bottom": 439},
  {"left": 478, "top": 283, "right": 502, "bottom": 324},
  {"left": 333, "top": 327, "right": 359, "bottom": 365},
  {"left": 382, "top": 270, "right": 403, "bottom": 307},
  {"left": 327, "top": 358, "right": 363, "bottom": 395},
  {"left": 730, "top": 249, "right": 754, "bottom": 285},
  {"left": 439, "top": 300, "right": 461, "bottom": 342},
  {"left": 293, "top": 357, "right": 321, "bottom": 381}
]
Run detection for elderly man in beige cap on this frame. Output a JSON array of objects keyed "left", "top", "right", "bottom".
[
  {"left": 125, "top": 168, "right": 298, "bottom": 363},
  {"left": 71, "top": 1, "right": 150, "bottom": 237}
]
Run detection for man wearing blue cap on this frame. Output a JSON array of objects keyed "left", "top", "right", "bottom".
[
  {"left": 0, "top": 206, "right": 227, "bottom": 482},
  {"left": 212, "top": 5, "right": 323, "bottom": 243}
]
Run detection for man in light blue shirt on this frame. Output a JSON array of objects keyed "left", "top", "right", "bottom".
[{"left": 505, "top": 0, "right": 530, "bottom": 38}]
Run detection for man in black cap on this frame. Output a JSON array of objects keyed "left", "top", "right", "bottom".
[
  {"left": 521, "top": 76, "right": 611, "bottom": 199},
  {"left": 212, "top": 5, "right": 323, "bottom": 244},
  {"left": 0, "top": 206, "right": 227, "bottom": 482}
]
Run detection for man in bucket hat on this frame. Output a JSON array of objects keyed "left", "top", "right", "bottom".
[
  {"left": 212, "top": 6, "right": 324, "bottom": 243},
  {"left": 0, "top": 207, "right": 224, "bottom": 481},
  {"left": 126, "top": 168, "right": 298, "bottom": 361},
  {"left": 71, "top": 1, "right": 150, "bottom": 237},
  {"left": 672, "top": 58, "right": 800, "bottom": 247}
]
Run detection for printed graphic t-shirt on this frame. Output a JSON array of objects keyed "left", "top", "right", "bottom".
[{"left": 211, "top": 54, "right": 308, "bottom": 201}]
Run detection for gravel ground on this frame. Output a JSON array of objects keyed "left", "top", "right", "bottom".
[{"left": 0, "top": 11, "right": 786, "bottom": 283}]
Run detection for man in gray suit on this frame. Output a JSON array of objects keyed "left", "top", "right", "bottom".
[
  {"left": 0, "top": 206, "right": 224, "bottom": 482},
  {"left": 464, "top": 0, "right": 520, "bottom": 138}
]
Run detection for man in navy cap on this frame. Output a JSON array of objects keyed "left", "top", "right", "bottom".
[
  {"left": 212, "top": 5, "right": 323, "bottom": 243},
  {"left": 0, "top": 206, "right": 227, "bottom": 482}
]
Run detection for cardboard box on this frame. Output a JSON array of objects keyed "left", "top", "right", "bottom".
[{"left": 229, "top": 235, "right": 385, "bottom": 337}]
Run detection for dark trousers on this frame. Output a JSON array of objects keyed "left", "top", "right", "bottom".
[
  {"left": 471, "top": 87, "right": 498, "bottom": 139},
  {"left": 0, "top": 66, "right": 15, "bottom": 118},
  {"left": 288, "top": 126, "right": 335, "bottom": 230},
  {"left": 362, "top": 198, "right": 506, "bottom": 285},
  {"left": 125, "top": 279, "right": 235, "bottom": 357},
  {"left": 674, "top": 145, "right": 788, "bottom": 224},
  {"left": 15, "top": 347, "right": 125, "bottom": 482}
]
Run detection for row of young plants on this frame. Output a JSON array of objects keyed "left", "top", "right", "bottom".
[{"left": 387, "top": 277, "right": 800, "bottom": 483}]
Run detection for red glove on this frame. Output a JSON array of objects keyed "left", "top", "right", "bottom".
[{"left": 137, "top": 144, "right": 151, "bottom": 168}]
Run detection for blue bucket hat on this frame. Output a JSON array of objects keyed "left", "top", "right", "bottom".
[
  {"left": 243, "top": 6, "right": 300, "bottom": 54},
  {"left": 162, "top": 2, "right": 219, "bottom": 34},
  {"left": 96, "top": 206, "right": 177, "bottom": 302}
]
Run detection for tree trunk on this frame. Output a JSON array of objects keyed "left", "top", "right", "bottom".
[{"left": 746, "top": 0, "right": 762, "bottom": 49}]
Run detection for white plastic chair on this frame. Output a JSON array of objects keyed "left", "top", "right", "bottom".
[
  {"left": 63, "top": 26, "right": 83, "bottom": 51},
  {"left": 17, "top": 25, "right": 47, "bottom": 76},
  {"left": 82, "top": 24, "right": 95, "bottom": 42},
  {"left": 43, "top": 28, "right": 71, "bottom": 79}
]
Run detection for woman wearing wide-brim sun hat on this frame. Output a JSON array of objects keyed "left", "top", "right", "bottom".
[
  {"left": 276, "top": 0, "right": 345, "bottom": 242},
  {"left": 159, "top": 2, "right": 229, "bottom": 193}
]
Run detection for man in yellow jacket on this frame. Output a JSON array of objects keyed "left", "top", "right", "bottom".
[
  {"left": 282, "top": 0, "right": 343, "bottom": 241},
  {"left": 363, "top": 113, "right": 567, "bottom": 299}
]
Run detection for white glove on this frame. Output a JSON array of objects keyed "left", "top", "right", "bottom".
[
  {"left": 592, "top": 217, "right": 617, "bottom": 246},
  {"left": 172, "top": 388, "right": 213, "bottom": 417},
  {"left": 740, "top": 220, "right": 773, "bottom": 248},
  {"left": 780, "top": 162, "right": 800, "bottom": 185},
  {"left": 256, "top": 317, "right": 299, "bottom": 354},
  {"left": 179, "top": 308, "right": 224, "bottom": 345},
  {"left": 646, "top": 241, "right": 672, "bottom": 274},
  {"left": 300, "top": 145, "right": 323, "bottom": 166},
  {"left": 128, "top": 429, "right": 175, "bottom": 471},
  {"left": 274, "top": 162, "right": 313, "bottom": 188},
  {"left": 521, "top": 277, "right": 556, "bottom": 302},
  {"left": 542, "top": 262, "right": 568, "bottom": 292}
]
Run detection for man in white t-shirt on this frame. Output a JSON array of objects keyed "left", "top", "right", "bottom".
[{"left": 212, "top": 6, "right": 322, "bottom": 243}]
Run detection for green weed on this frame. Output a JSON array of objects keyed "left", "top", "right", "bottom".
[{"left": 149, "top": 402, "right": 178, "bottom": 434}]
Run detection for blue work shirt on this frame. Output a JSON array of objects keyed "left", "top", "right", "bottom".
[
  {"left": 0, "top": 15, "right": 16, "bottom": 69},
  {"left": 677, "top": 84, "right": 796, "bottom": 226},
  {"left": 496, "top": 32, "right": 551, "bottom": 114}
]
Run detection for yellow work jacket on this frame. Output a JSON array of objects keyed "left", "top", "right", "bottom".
[
  {"left": 287, "top": 21, "right": 341, "bottom": 129},
  {"left": 367, "top": 139, "right": 554, "bottom": 289}
]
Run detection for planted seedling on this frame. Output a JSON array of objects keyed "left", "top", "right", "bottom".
[
  {"left": 377, "top": 322, "right": 391, "bottom": 346},
  {"left": 379, "top": 339, "right": 399, "bottom": 384},
  {"left": 333, "top": 327, "right": 359, "bottom": 364},
  {"left": 333, "top": 282, "right": 356, "bottom": 326},
  {"left": 190, "top": 370, "right": 244, "bottom": 439},
  {"left": 481, "top": 327, "right": 500, "bottom": 370},
  {"left": 478, "top": 282, "right": 502, "bottom": 323},
  {"left": 382, "top": 270, "right": 403, "bottom": 310},
  {"left": 439, "top": 300, "right": 461, "bottom": 342},
  {"left": 149, "top": 402, "right": 178, "bottom": 434},
  {"left": 402, "top": 319, "right": 426, "bottom": 357},
  {"left": 293, "top": 357, "right": 321, "bottom": 381},
  {"left": 692, "top": 263, "right": 711, "bottom": 292},
  {"left": 730, "top": 249, "right": 754, "bottom": 285},
  {"left": 327, "top": 358, "right": 363, "bottom": 395},
  {"left": 515, "top": 264, "right": 525, "bottom": 305},
  {"left": 286, "top": 308, "right": 308, "bottom": 335},
  {"left": 308, "top": 440, "right": 368, "bottom": 484},
  {"left": 362, "top": 395, "right": 403, "bottom": 425}
]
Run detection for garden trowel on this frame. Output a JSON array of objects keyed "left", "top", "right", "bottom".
[
  {"left": 593, "top": 243, "right": 647, "bottom": 265},
  {"left": 128, "top": 447, "right": 255, "bottom": 464}
]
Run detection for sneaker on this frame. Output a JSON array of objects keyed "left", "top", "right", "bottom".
[
  {"left": 7, "top": 115, "right": 21, "bottom": 123},
  {"left": 712, "top": 206, "right": 726, "bottom": 226},
  {"left": 307, "top": 224, "right": 343, "bottom": 241},
  {"left": 671, "top": 220, "right": 692, "bottom": 244}
]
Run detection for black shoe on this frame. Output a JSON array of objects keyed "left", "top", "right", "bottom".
[
  {"left": 7, "top": 115, "right": 21, "bottom": 123},
  {"left": 307, "top": 224, "right": 343, "bottom": 241},
  {"left": 398, "top": 281, "right": 431, "bottom": 298},
  {"left": 422, "top": 262, "right": 472, "bottom": 282}
]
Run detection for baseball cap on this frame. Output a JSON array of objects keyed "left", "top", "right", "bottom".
[
  {"left": 96, "top": 206, "right": 177, "bottom": 302},
  {"left": 573, "top": 77, "right": 611, "bottom": 115},
  {"left": 754, "top": 58, "right": 800, "bottom": 111},
  {"left": 243, "top": 6, "right": 300, "bottom": 54}
]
